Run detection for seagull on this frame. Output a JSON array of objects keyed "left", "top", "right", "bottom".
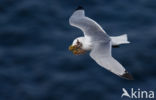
[{"left": 68, "top": 6, "right": 133, "bottom": 80}]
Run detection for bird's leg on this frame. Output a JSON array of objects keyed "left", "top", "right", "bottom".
[{"left": 112, "top": 45, "right": 120, "bottom": 48}]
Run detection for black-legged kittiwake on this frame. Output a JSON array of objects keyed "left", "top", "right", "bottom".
[{"left": 69, "top": 6, "right": 133, "bottom": 80}]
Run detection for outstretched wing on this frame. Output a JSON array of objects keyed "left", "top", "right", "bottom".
[
  {"left": 69, "top": 6, "right": 110, "bottom": 42},
  {"left": 90, "top": 41, "right": 133, "bottom": 80}
]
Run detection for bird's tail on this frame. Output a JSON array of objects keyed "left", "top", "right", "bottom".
[{"left": 110, "top": 34, "right": 130, "bottom": 46}]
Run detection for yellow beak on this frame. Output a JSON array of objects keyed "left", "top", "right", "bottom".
[
  {"left": 68, "top": 45, "right": 86, "bottom": 55},
  {"left": 68, "top": 45, "right": 76, "bottom": 51}
]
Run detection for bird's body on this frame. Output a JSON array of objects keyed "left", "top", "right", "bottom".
[
  {"left": 72, "top": 34, "right": 130, "bottom": 51},
  {"left": 69, "top": 6, "right": 133, "bottom": 80}
]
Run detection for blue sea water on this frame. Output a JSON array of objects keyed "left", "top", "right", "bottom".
[{"left": 0, "top": 0, "right": 156, "bottom": 100}]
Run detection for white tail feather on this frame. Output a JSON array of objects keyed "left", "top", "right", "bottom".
[{"left": 110, "top": 34, "right": 130, "bottom": 46}]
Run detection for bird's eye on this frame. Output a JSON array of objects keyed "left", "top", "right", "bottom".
[{"left": 76, "top": 40, "right": 80, "bottom": 44}]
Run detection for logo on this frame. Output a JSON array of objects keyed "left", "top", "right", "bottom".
[{"left": 121, "top": 88, "right": 155, "bottom": 99}]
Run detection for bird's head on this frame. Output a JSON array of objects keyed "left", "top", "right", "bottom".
[{"left": 69, "top": 38, "right": 86, "bottom": 55}]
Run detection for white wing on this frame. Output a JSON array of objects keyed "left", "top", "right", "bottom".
[
  {"left": 69, "top": 7, "right": 110, "bottom": 42},
  {"left": 90, "top": 41, "right": 133, "bottom": 80}
]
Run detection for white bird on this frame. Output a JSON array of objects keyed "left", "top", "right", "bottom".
[{"left": 69, "top": 6, "right": 133, "bottom": 80}]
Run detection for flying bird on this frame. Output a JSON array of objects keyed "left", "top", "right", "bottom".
[{"left": 69, "top": 6, "right": 133, "bottom": 80}]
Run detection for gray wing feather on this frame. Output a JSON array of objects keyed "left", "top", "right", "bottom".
[
  {"left": 90, "top": 42, "right": 126, "bottom": 76},
  {"left": 69, "top": 10, "right": 110, "bottom": 42}
]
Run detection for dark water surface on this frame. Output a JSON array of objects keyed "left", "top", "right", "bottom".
[{"left": 0, "top": 0, "right": 156, "bottom": 100}]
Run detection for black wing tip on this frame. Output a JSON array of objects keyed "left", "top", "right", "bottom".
[
  {"left": 120, "top": 71, "right": 134, "bottom": 80},
  {"left": 112, "top": 45, "right": 120, "bottom": 48},
  {"left": 75, "top": 6, "right": 84, "bottom": 10}
]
